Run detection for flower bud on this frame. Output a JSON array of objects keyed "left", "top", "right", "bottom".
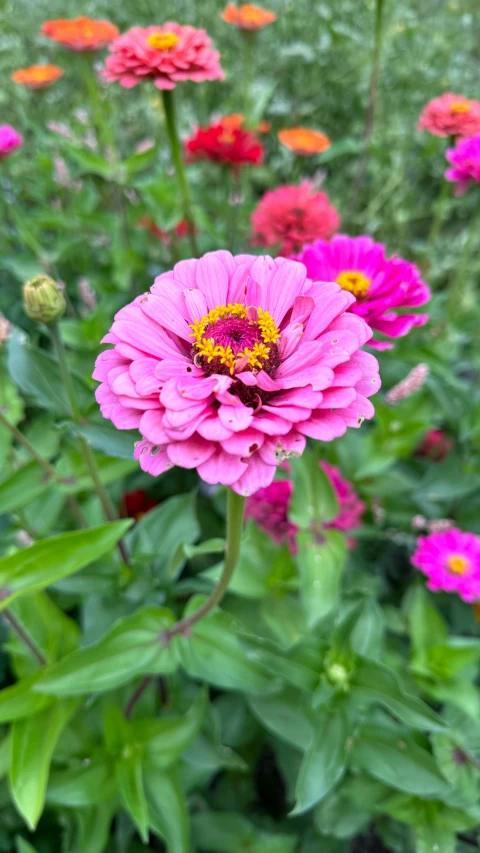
[
  {"left": 326, "top": 662, "right": 349, "bottom": 689},
  {"left": 23, "top": 275, "right": 66, "bottom": 324}
]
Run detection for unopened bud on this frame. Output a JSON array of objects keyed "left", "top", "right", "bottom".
[
  {"left": 23, "top": 275, "right": 66, "bottom": 324},
  {"left": 327, "top": 662, "right": 349, "bottom": 689}
]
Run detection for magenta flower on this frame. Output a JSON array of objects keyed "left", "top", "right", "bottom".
[
  {"left": 412, "top": 528, "right": 480, "bottom": 603},
  {"left": 245, "top": 479, "right": 298, "bottom": 550},
  {"left": 103, "top": 23, "right": 224, "bottom": 90},
  {"left": 418, "top": 93, "right": 480, "bottom": 139},
  {"left": 445, "top": 134, "right": 480, "bottom": 194},
  {"left": 93, "top": 252, "right": 380, "bottom": 496},
  {"left": 297, "top": 236, "right": 430, "bottom": 350},
  {"left": 320, "top": 461, "right": 365, "bottom": 544},
  {"left": 0, "top": 125, "right": 23, "bottom": 159}
]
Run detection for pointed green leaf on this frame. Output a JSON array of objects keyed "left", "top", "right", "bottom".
[
  {"left": 0, "top": 461, "right": 51, "bottom": 514},
  {"left": 296, "top": 529, "right": 347, "bottom": 627},
  {"left": 290, "top": 451, "right": 338, "bottom": 528},
  {"left": 192, "top": 811, "right": 297, "bottom": 853},
  {"left": 248, "top": 689, "right": 314, "bottom": 751},
  {"left": 293, "top": 709, "right": 348, "bottom": 814},
  {"left": 134, "top": 692, "right": 206, "bottom": 769},
  {"left": 0, "top": 675, "right": 52, "bottom": 723},
  {"left": 116, "top": 750, "right": 149, "bottom": 843},
  {"left": 145, "top": 767, "right": 190, "bottom": 853},
  {"left": 47, "top": 757, "right": 115, "bottom": 806}
]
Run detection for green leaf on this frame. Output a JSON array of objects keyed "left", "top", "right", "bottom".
[
  {"left": 293, "top": 708, "right": 348, "bottom": 814},
  {"left": 47, "top": 757, "right": 115, "bottom": 806},
  {"left": 351, "top": 659, "right": 445, "bottom": 730},
  {"left": 192, "top": 812, "right": 297, "bottom": 853},
  {"left": 68, "top": 803, "right": 115, "bottom": 853},
  {"left": 134, "top": 692, "right": 206, "bottom": 769},
  {"left": 0, "top": 675, "right": 52, "bottom": 723},
  {"left": 67, "top": 146, "right": 117, "bottom": 179},
  {"left": 34, "top": 607, "right": 176, "bottom": 696},
  {"left": 296, "top": 529, "right": 347, "bottom": 627},
  {"left": 116, "top": 750, "right": 149, "bottom": 843},
  {"left": 56, "top": 449, "right": 137, "bottom": 493},
  {"left": 129, "top": 492, "right": 200, "bottom": 576},
  {"left": 404, "top": 584, "right": 447, "bottom": 657},
  {"left": 16, "top": 839, "right": 39, "bottom": 853},
  {"left": 144, "top": 767, "right": 190, "bottom": 853},
  {"left": 432, "top": 731, "right": 480, "bottom": 804},
  {"left": 0, "top": 521, "right": 132, "bottom": 610},
  {"left": 0, "top": 734, "right": 11, "bottom": 779},
  {"left": 248, "top": 689, "right": 315, "bottom": 750},
  {"left": 76, "top": 423, "right": 139, "bottom": 460},
  {"left": 0, "top": 461, "right": 51, "bottom": 514},
  {"left": 415, "top": 825, "right": 455, "bottom": 853},
  {"left": 9, "top": 592, "right": 79, "bottom": 675},
  {"left": 290, "top": 451, "right": 338, "bottom": 528},
  {"left": 9, "top": 699, "right": 77, "bottom": 829}
]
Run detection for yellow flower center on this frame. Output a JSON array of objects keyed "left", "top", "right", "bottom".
[
  {"left": 450, "top": 101, "right": 471, "bottom": 114},
  {"left": 147, "top": 32, "right": 179, "bottom": 51},
  {"left": 218, "top": 130, "right": 236, "bottom": 145},
  {"left": 336, "top": 270, "right": 371, "bottom": 299},
  {"left": 189, "top": 303, "right": 280, "bottom": 375},
  {"left": 447, "top": 554, "right": 469, "bottom": 575}
]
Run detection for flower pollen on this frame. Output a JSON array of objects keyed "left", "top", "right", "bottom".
[
  {"left": 190, "top": 303, "right": 280, "bottom": 377},
  {"left": 147, "top": 32, "right": 179, "bottom": 50},
  {"left": 450, "top": 101, "right": 471, "bottom": 114},
  {"left": 447, "top": 554, "right": 469, "bottom": 575},
  {"left": 336, "top": 270, "right": 371, "bottom": 299}
]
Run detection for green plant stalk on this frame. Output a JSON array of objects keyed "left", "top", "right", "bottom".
[
  {"left": 50, "top": 323, "right": 130, "bottom": 564},
  {"left": 447, "top": 209, "right": 480, "bottom": 322},
  {"left": 227, "top": 167, "right": 242, "bottom": 254},
  {"left": 427, "top": 174, "right": 451, "bottom": 251},
  {"left": 0, "top": 409, "right": 87, "bottom": 529},
  {"left": 242, "top": 31, "right": 255, "bottom": 125},
  {"left": 161, "top": 90, "right": 199, "bottom": 256},
  {"left": 2, "top": 609, "right": 46, "bottom": 667},
  {"left": 348, "top": 0, "right": 386, "bottom": 223},
  {"left": 164, "top": 489, "right": 246, "bottom": 641},
  {"left": 81, "top": 56, "right": 115, "bottom": 153}
]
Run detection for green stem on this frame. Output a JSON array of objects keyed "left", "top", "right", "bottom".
[
  {"left": 50, "top": 324, "right": 130, "bottom": 564},
  {"left": 163, "top": 489, "right": 246, "bottom": 641},
  {"left": 2, "top": 609, "right": 46, "bottom": 667},
  {"left": 82, "top": 56, "right": 115, "bottom": 153},
  {"left": 161, "top": 90, "right": 199, "bottom": 256},
  {"left": 0, "top": 408, "right": 87, "bottom": 529},
  {"left": 242, "top": 32, "right": 255, "bottom": 125},
  {"left": 428, "top": 173, "right": 452, "bottom": 251},
  {"left": 447, "top": 210, "right": 480, "bottom": 322},
  {"left": 228, "top": 168, "right": 242, "bottom": 254}
]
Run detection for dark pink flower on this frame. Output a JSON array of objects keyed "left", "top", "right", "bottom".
[
  {"left": 251, "top": 182, "right": 340, "bottom": 256},
  {"left": 445, "top": 134, "right": 480, "bottom": 194},
  {"left": 412, "top": 528, "right": 480, "bottom": 603},
  {"left": 245, "top": 480, "right": 298, "bottom": 550},
  {"left": 320, "top": 461, "right": 365, "bottom": 544},
  {"left": 416, "top": 429, "right": 452, "bottom": 461},
  {"left": 0, "top": 125, "right": 23, "bottom": 158}
]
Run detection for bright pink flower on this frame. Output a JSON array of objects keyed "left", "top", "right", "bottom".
[
  {"left": 320, "top": 461, "right": 365, "bottom": 543},
  {"left": 93, "top": 252, "right": 380, "bottom": 496},
  {"left": 103, "top": 24, "right": 224, "bottom": 90},
  {"left": 445, "top": 134, "right": 480, "bottom": 194},
  {"left": 416, "top": 429, "right": 452, "bottom": 462},
  {"left": 0, "top": 125, "right": 23, "bottom": 158},
  {"left": 245, "top": 480, "right": 298, "bottom": 550},
  {"left": 251, "top": 182, "right": 340, "bottom": 256},
  {"left": 412, "top": 528, "right": 480, "bottom": 603},
  {"left": 418, "top": 93, "right": 480, "bottom": 138},
  {"left": 297, "top": 236, "right": 430, "bottom": 350}
]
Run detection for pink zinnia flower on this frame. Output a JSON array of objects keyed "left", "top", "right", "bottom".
[
  {"left": 251, "top": 182, "right": 340, "bottom": 256},
  {"left": 412, "top": 528, "right": 480, "bottom": 603},
  {"left": 0, "top": 125, "right": 23, "bottom": 159},
  {"left": 93, "top": 252, "right": 380, "bottom": 496},
  {"left": 103, "top": 24, "right": 224, "bottom": 90},
  {"left": 245, "top": 480, "right": 297, "bottom": 550},
  {"left": 418, "top": 93, "right": 480, "bottom": 139},
  {"left": 445, "top": 134, "right": 480, "bottom": 194},
  {"left": 320, "top": 461, "right": 365, "bottom": 543},
  {"left": 297, "top": 236, "right": 430, "bottom": 350}
]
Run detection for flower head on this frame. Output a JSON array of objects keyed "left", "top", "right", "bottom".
[
  {"left": 416, "top": 429, "right": 452, "bottom": 462},
  {"left": 278, "top": 127, "right": 331, "bottom": 156},
  {"left": 445, "top": 134, "right": 480, "bottom": 194},
  {"left": 418, "top": 93, "right": 480, "bottom": 138},
  {"left": 251, "top": 182, "right": 340, "bottom": 256},
  {"left": 297, "top": 236, "right": 430, "bottom": 349},
  {"left": 122, "top": 489, "right": 158, "bottom": 520},
  {"left": 103, "top": 24, "right": 224, "bottom": 90},
  {"left": 11, "top": 64, "right": 64, "bottom": 89},
  {"left": 185, "top": 120, "right": 264, "bottom": 168},
  {"left": 0, "top": 125, "right": 23, "bottom": 159},
  {"left": 320, "top": 461, "right": 365, "bottom": 542},
  {"left": 23, "top": 274, "right": 66, "bottom": 324},
  {"left": 245, "top": 480, "right": 298, "bottom": 550},
  {"left": 221, "top": 4, "right": 277, "bottom": 30},
  {"left": 412, "top": 528, "right": 480, "bottom": 602},
  {"left": 41, "top": 17, "right": 119, "bottom": 51},
  {"left": 94, "top": 252, "right": 380, "bottom": 496}
]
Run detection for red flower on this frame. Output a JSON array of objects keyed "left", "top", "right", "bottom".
[
  {"left": 416, "top": 429, "right": 453, "bottom": 462},
  {"left": 138, "top": 216, "right": 193, "bottom": 244},
  {"left": 185, "top": 120, "right": 264, "bottom": 169},
  {"left": 122, "top": 489, "right": 158, "bottom": 520}
]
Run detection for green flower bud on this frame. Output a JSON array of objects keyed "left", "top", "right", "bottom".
[
  {"left": 326, "top": 662, "right": 349, "bottom": 689},
  {"left": 23, "top": 275, "right": 66, "bottom": 324}
]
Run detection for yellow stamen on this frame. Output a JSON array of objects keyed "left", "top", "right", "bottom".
[
  {"left": 147, "top": 32, "right": 179, "bottom": 50},
  {"left": 336, "top": 270, "right": 371, "bottom": 299},
  {"left": 189, "top": 303, "right": 279, "bottom": 375},
  {"left": 447, "top": 554, "right": 469, "bottom": 575},
  {"left": 450, "top": 101, "right": 470, "bottom": 114}
]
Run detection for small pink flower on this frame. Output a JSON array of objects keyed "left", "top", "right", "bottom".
[
  {"left": 245, "top": 480, "right": 298, "bottom": 550},
  {"left": 412, "top": 528, "right": 480, "bottom": 602},
  {"left": 385, "top": 364, "right": 429, "bottom": 404},
  {"left": 251, "top": 182, "right": 340, "bottom": 256},
  {"left": 93, "top": 252, "right": 380, "bottom": 496},
  {"left": 297, "top": 236, "right": 430, "bottom": 349},
  {"left": 418, "top": 93, "right": 480, "bottom": 138},
  {"left": 0, "top": 125, "right": 23, "bottom": 159},
  {"left": 103, "top": 24, "right": 224, "bottom": 90},
  {"left": 445, "top": 134, "right": 480, "bottom": 194},
  {"left": 320, "top": 461, "right": 365, "bottom": 545},
  {"left": 0, "top": 313, "right": 11, "bottom": 346}
]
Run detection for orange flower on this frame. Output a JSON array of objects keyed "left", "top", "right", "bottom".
[
  {"left": 221, "top": 4, "right": 277, "bottom": 30},
  {"left": 41, "top": 16, "right": 119, "bottom": 51},
  {"left": 278, "top": 127, "right": 331, "bottom": 156},
  {"left": 222, "top": 113, "right": 271, "bottom": 133},
  {"left": 11, "top": 64, "right": 64, "bottom": 89}
]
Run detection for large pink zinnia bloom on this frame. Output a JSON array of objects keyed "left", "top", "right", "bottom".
[
  {"left": 103, "top": 23, "right": 224, "bottom": 90},
  {"left": 445, "top": 134, "right": 480, "bottom": 194},
  {"left": 297, "top": 236, "right": 430, "bottom": 350},
  {"left": 418, "top": 93, "right": 480, "bottom": 139},
  {"left": 0, "top": 125, "right": 23, "bottom": 158},
  {"left": 412, "top": 528, "right": 480, "bottom": 603},
  {"left": 93, "top": 252, "right": 380, "bottom": 496},
  {"left": 251, "top": 182, "right": 340, "bottom": 257}
]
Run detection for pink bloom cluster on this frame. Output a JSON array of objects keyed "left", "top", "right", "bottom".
[
  {"left": 0, "top": 125, "right": 23, "bottom": 159},
  {"left": 412, "top": 528, "right": 480, "bottom": 602},
  {"left": 418, "top": 93, "right": 480, "bottom": 139},
  {"left": 104, "top": 24, "right": 224, "bottom": 90},
  {"left": 445, "top": 134, "right": 480, "bottom": 194},
  {"left": 385, "top": 363, "right": 429, "bottom": 404},
  {"left": 297, "top": 236, "right": 430, "bottom": 350},
  {"left": 94, "top": 251, "right": 380, "bottom": 496},
  {"left": 251, "top": 182, "right": 340, "bottom": 256}
]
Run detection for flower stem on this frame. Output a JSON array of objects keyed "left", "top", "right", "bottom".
[
  {"left": 447, "top": 209, "right": 480, "bottom": 322},
  {"left": 242, "top": 32, "right": 255, "bottom": 126},
  {"left": 0, "top": 408, "right": 87, "bottom": 529},
  {"left": 161, "top": 89, "right": 199, "bottom": 256},
  {"left": 81, "top": 56, "right": 115, "bottom": 153},
  {"left": 163, "top": 489, "right": 246, "bottom": 642},
  {"left": 2, "top": 609, "right": 46, "bottom": 667},
  {"left": 50, "top": 323, "right": 130, "bottom": 564},
  {"left": 427, "top": 175, "right": 451, "bottom": 252}
]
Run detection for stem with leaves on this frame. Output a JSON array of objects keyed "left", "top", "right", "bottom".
[
  {"left": 161, "top": 90, "right": 199, "bottom": 256},
  {"left": 2, "top": 609, "right": 46, "bottom": 667}
]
